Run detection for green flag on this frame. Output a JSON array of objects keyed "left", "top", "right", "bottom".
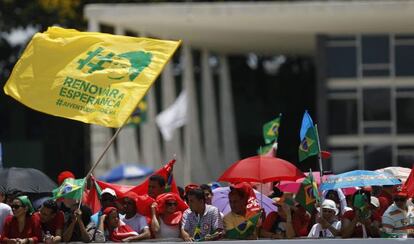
[
  {"left": 53, "top": 178, "right": 86, "bottom": 200},
  {"left": 298, "top": 111, "right": 320, "bottom": 162},
  {"left": 225, "top": 213, "right": 261, "bottom": 239},
  {"left": 295, "top": 172, "right": 319, "bottom": 213},
  {"left": 262, "top": 114, "right": 281, "bottom": 144}
]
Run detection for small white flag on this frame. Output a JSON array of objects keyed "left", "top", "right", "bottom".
[{"left": 156, "top": 90, "right": 188, "bottom": 141}]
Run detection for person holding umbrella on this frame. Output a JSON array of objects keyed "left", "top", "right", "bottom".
[{"left": 1, "top": 196, "right": 39, "bottom": 243}]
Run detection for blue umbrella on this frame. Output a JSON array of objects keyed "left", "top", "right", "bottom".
[
  {"left": 99, "top": 163, "right": 153, "bottom": 183},
  {"left": 320, "top": 170, "right": 401, "bottom": 191}
]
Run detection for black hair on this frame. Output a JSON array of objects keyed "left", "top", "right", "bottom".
[
  {"left": 200, "top": 184, "right": 212, "bottom": 194},
  {"left": 42, "top": 199, "right": 58, "bottom": 213},
  {"left": 186, "top": 188, "right": 205, "bottom": 202},
  {"left": 149, "top": 175, "right": 166, "bottom": 188}
]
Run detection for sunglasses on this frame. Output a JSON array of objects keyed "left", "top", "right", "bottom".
[
  {"left": 166, "top": 202, "right": 177, "bottom": 207},
  {"left": 11, "top": 204, "right": 22, "bottom": 210}
]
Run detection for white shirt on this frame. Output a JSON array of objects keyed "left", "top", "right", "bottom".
[
  {"left": 120, "top": 213, "right": 149, "bottom": 233},
  {"left": 308, "top": 220, "right": 341, "bottom": 238},
  {"left": 158, "top": 220, "right": 180, "bottom": 238},
  {"left": 0, "top": 203, "right": 12, "bottom": 233},
  {"left": 382, "top": 203, "right": 414, "bottom": 234}
]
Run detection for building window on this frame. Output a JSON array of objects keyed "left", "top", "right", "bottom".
[
  {"left": 328, "top": 97, "right": 357, "bottom": 135},
  {"left": 395, "top": 45, "right": 414, "bottom": 77},
  {"left": 363, "top": 88, "right": 391, "bottom": 121},
  {"left": 361, "top": 35, "right": 390, "bottom": 64},
  {"left": 364, "top": 145, "right": 392, "bottom": 170},
  {"left": 397, "top": 146, "right": 414, "bottom": 168},
  {"left": 330, "top": 147, "right": 359, "bottom": 173},
  {"left": 397, "top": 97, "right": 414, "bottom": 134},
  {"left": 326, "top": 46, "right": 357, "bottom": 78}
]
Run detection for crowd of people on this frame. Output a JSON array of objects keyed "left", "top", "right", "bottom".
[{"left": 0, "top": 170, "right": 413, "bottom": 243}]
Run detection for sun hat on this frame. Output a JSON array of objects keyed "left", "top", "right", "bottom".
[{"left": 318, "top": 199, "right": 339, "bottom": 215}]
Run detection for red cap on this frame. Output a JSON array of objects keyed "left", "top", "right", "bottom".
[
  {"left": 395, "top": 186, "right": 408, "bottom": 198},
  {"left": 230, "top": 182, "right": 252, "bottom": 199},
  {"left": 57, "top": 171, "right": 75, "bottom": 185},
  {"left": 103, "top": 206, "right": 118, "bottom": 216},
  {"left": 184, "top": 184, "right": 199, "bottom": 195}
]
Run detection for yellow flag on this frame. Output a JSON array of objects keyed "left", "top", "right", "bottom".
[{"left": 4, "top": 27, "right": 181, "bottom": 127}]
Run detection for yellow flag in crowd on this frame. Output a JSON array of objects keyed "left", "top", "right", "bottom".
[{"left": 4, "top": 27, "right": 181, "bottom": 127}]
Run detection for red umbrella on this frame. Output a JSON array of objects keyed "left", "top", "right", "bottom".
[{"left": 218, "top": 156, "right": 305, "bottom": 183}]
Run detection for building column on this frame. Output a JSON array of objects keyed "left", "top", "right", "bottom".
[
  {"left": 201, "top": 49, "right": 221, "bottom": 179},
  {"left": 161, "top": 62, "right": 185, "bottom": 186},
  {"left": 182, "top": 45, "right": 205, "bottom": 184},
  {"left": 219, "top": 55, "right": 239, "bottom": 170}
]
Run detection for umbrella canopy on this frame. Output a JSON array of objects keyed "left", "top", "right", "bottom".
[
  {"left": 376, "top": 167, "right": 412, "bottom": 183},
  {"left": 320, "top": 170, "right": 401, "bottom": 191},
  {"left": 0, "top": 167, "right": 57, "bottom": 194},
  {"left": 99, "top": 163, "right": 153, "bottom": 183},
  {"left": 218, "top": 156, "right": 304, "bottom": 183},
  {"left": 212, "top": 187, "right": 277, "bottom": 216},
  {"left": 278, "top": 172, "right": 333, "bottom": 193}
]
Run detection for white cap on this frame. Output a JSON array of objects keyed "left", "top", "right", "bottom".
[
  {"left": 101, "top": 188, "right": 117, "bottom": 197},
  {"left": 370, "top": 196, "right": 380, "bottom": 208},
  {"left": 319, "top": 199, "right": 339, "bottom": 215}
]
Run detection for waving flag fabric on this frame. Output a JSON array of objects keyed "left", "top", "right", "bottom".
[
  {"left": 4, "top": 27, "right": 181, "bottom": 127},
  {"left": 262, "top": 114, "right": 281, "bottom": 144},
  {"left": 53, "top": 178, "right": 85, "bottom": 200},
  {"left": 295, "top": 171, "right": 320, "bottom": 213},
  {"left": 225, "top": 213, "right": 261, "bottom": 239},
  {"left": 298, "top": 111, "right": 319, "bottom": 162}
]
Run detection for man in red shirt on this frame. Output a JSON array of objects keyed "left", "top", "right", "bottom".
[{"left": 33, "top": 199, "right": 64, "bottom": 242}]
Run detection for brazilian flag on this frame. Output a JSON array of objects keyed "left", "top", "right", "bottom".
[
  {"left": 295, "top": 172, "right": 320, "bottom": 213},
  {"left": 262, "top": 114, "right": 282, "bottom": 144},
  {"left": 225, "top": 213, "right": 261, "bottom": 239},
  {"left": 298, "top": 111, "right": 319, "bottom": 162},
  {"left": 126, "top": 97, "right": 148, "bottom": 126},
  {"left": 52, "top": 178, "right": 86, "bottom": 200}
]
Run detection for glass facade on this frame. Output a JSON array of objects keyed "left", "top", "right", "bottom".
[{"left": 323, "top": 34, "right": 414, "bottom": 171}]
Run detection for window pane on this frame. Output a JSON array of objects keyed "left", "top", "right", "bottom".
[
  {"left": 397, "top": 146, "right": 414, "bottom": 168},
  {"left": 326, "top": 47, "right": 357, "bottom": 78},
  {"left": 397, "top": 98, "right": 414, "bottom": 134},
  {"left": 330, "top": 147, "right": 359, "bottom": 173},
  {"left": 395, "top": 45, "right": 414, "bottom": 76},
  {"left": 328, "top": 99, "right": 357, "bottom": 134},
  {"left": 361, "top": 35, "right": 389, "bottom": 64},
  {"left": 363, "top": 126, "right": 391, "bottom": 134},
  {"left": 364, "top": 145, "right": 392, "bottom": 170},
  {"left": 363, "top": 88, "right": 391, "bottom": 121}
]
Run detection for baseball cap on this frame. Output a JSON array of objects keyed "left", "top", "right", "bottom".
[
  {"left": 319, "top": 199, "right": 339, "bottom": 215},
  {"left": 101, "top": 188, "right": 117, "bottom": 198}
]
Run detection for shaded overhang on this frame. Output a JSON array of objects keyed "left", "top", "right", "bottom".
[{"left": 85, "top": 1, "right": 414, "bottom": 55}]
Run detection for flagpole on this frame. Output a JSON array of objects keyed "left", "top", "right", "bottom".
[
  {"left": 77, "top": 124, "right": 125, "bottom": 209},
  {"left": 314, "top": 124, "right": 324, "bottom": 178}
]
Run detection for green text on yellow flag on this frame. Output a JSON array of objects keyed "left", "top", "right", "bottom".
[
  {"left": 262, "top": 114, "right": 282, "bottom": 144},
  {"left": 298, "top": 111, "right": 320, "bottom": 162},
  {"left": 4, "top": 27, "right": 181, "bottom": 128},
  {"left": 53, "top": 178, "right": 86, "bottom": 200}
]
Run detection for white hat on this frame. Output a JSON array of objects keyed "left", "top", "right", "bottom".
[
  {"left": 370, "top": 196, "right": 380, "bottom": 208},
  {"left": 319, "top": 199, "right": 339, "bottom": 215},
  {"left": 101, "top": 188, "right": 117, "bottom": 198}
]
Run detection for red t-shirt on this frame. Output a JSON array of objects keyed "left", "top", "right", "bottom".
[
  {"left": 1, "top": 215, "right": 39, "bottom": 243},
  {"left": 32, "top": 210, "right": 64, "bottom": 236},
  {"left": 378, "top": 191, "right": 393, "bottom": 216},
  {"left": 342, "top": 210, "right": 380, "bottom": 238},
  {"left": 263, "top": 211, "right": 310, "bottom": 237}
]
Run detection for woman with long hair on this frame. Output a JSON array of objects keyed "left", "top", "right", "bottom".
[
  {"left": 150, "top": 193, "right": 188, "bottom": 239},
  {"left": 1, "top": 196, "right": 39, "bottom": 243}
]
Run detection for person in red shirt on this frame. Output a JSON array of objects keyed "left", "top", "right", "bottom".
[
  {"left": 32, "top": 199, "right": 64, "bottom": 243},
  {"left": 377, "top": 185, "right": 394, "bottom": 216},
  {"left": 260, "top": 197, "right": 311, "bottom": 239},
  {"left": 1, "top": 195, "right": 39, "bottom": 243}
]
